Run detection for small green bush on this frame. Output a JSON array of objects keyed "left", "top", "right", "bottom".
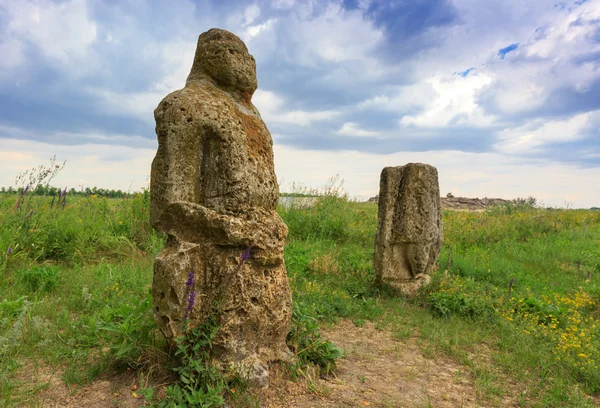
[
  {"left": 15, "top": 265, "right": 60, "bottom": 292},
  {"left": 158, "top": 316, "right": 226, "bottom": 408},
  {"left": 287, "top": 303, "right": 343, "bottom": 376}
]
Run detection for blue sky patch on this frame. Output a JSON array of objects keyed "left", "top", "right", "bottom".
[{"left": 497, "top": 43, "right": 519, "bottom": 59}]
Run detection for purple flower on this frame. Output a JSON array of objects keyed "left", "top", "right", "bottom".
[
  {"left": 185, "top": 270, "right": 194, "bottom": 288},
  {"left": 185, "top": 291, "right": 196, "bottom": 320},
  {"left": 61, "top": 197, "right": 66, "bottom": 209},
  {"left": 27, "top": 210, "right": 34, "bottom": 218},
  {"left": 7, "top": 246, "right": 12, "bottom": 257},
  {"left": 58, "top": 189, "right": 63, "bottom": 199},
  {"left": 239, "top": 244, "right": 254, "bottom": 266},
  {"left": 62, "top": 187, "right": 67, "bottom": 197},
  {"left": 23, "top": 185, "right": 29, "bottom": 194},
  {"left": 184, "top": 271, "right": 196, "bottom": 320}
]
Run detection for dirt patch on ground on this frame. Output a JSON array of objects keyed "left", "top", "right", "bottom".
[
  {"left": 17, "top": 363, "right": 146, "bottom": 408},
  {"left": 261, "top": 320, "right": 485, "bottom": 408},
  {"left": 27, "top": 320, "right": 495, "bottom": 407}
]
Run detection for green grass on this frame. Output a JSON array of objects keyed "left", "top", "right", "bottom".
[{"left": 1, "top": 182, "right": 600, "bottom": 407}]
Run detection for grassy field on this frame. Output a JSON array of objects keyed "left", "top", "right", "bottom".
[{"left": 1, "top": 183, "right": 600, "bottom": 407}]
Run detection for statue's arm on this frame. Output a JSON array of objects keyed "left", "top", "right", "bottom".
[
  {"left": 156, "top": 201, "right": 287, "bottom": 250},
  {"left": 151, "top": 93, "right": 203, "bottom": 230}
]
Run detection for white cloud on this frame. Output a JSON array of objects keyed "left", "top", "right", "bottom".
[
  {"left": 284, "top": 3, "right": 386, "bottom": 80},
  {"left": 85, "top": 87, "right": 164, "bottom": 123},
  {"left": 243, "top": 19, "right": 277, "bottom": 42},
  {"left": 494, "top": 111, "right": 597, "bottom": 154},
  {"left": 356, "top": 83, "right": 437, "bottom": 112},
  {"left": 0, "top": 125, "right": 154, "bottom": 148},
  {"left": 336, "top": 122, "right": 379, "bottom": 137},
  {"left": 525, "top": 2, "right": 600, "bottom": 60},
  {"left": 1, "top": 0, "right": 97, "bottom": 67},
  {"left": 253, "top": 89, "right": 340, "bottom": 126},
  {"left": 243, "top": 4, "right": 261, "bottom": 26},
  {"left": 143, "top": 39, "right": 197, "bottom": 93},
  {"left": 273, "top": 145, "right": 600, "bottom": 208},
  {"left": 88, "top": 39, "right": 196, "bottom": 122},
  {"left": 399, "top": 73, "right": 495, "bottom": 128},
  {"left": 0, "top": 137, "right": 156, "bottom": 192},
  {"left": 274, "top": 109, "right": 340, "bottom": 126},
  {"left": 480, "top": 0, "right": 600, "bottom": 115}
]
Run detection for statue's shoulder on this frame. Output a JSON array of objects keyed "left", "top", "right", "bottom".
[{"left": 155, "top": 83, "right": 236, "bottom": 126}]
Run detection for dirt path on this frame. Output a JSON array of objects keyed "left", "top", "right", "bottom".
[
  {"left": 261, "top": 320, "right": 485, "bottom": 408},
  {"left": 31, "top": 368, "right": 145, "bottom": 408},
  {"left": 30, "top": 320, "right": 495, "bottom": 407}
]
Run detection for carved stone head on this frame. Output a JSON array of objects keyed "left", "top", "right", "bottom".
[{"left": 186, "top": 28, "right": 258, "bottom": 99}]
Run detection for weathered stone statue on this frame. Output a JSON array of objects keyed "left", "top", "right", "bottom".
[
  {"left": 150, "top": 28, "right": 292, "bottom": 387},
  {"left": 374, "top": 163, "right": 443, "bottom": 296}
]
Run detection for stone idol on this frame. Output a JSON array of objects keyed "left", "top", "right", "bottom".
[
  {"left": 150, "top": 28, "right": 291, "bottom": 387},
  {"left": 374, "top": 163, "right": 443, "bottom": 296}
]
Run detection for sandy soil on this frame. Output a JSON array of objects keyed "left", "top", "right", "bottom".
[
  {"left": 24, "top": 320, "right": 506, "bottom": 407},
  {"left": 260, "top": 320, "right": 487, "bottom": 408}
]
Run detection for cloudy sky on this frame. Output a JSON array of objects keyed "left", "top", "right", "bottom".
[{"left": 1, "top": 0, "right": 599, "bottom": 207}]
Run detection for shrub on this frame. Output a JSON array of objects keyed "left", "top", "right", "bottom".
[{"left": 15, "top": 265, "right": 60, "bottom": 292}]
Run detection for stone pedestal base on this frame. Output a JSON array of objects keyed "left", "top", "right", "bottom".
[{"left": 381, "top": 273, "right": 432, "bottom": 297}]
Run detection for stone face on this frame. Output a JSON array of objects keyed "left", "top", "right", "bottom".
[
  {"left": 150, "top": 28, "right": 291, "bottom": 387},
  {"left": 374, "top": 163, "right": 443, "bottom": 295}
]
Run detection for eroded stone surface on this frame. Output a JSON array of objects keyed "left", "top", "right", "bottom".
[
  {"left": 374, "top": 163, "right": 443, "bottom": 295},
  {"left": 150, "top": 28, "right": 291, "bottom": 387}
]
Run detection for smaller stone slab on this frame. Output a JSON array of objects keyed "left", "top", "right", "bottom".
[{"left": 374, "top": 163, "right": 443, "bottom": 295}]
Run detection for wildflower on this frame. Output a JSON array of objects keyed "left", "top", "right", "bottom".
[
  {"left": 23, "top": 185, "right": 29, "bottom": 194},
  {"left": 184, "top": 270, "right": 196, "bottom": 319},
  {"left": 239, "top": 243, "right": 254, "bottom": 266},
  {"left": 185, "top": 270, "right": 194, "bottom": 288},
  {"left": 7, "top": 245, "right": 12, "bottom": 257},
  {"left": 27, "top": 210, "right": 34, "bottom": 218},
  {"left": 50, "top": 196, "right": 55, "bottom": 208},
  {"left": 185, "top": 291, "right": 196, "bottom": 319}
]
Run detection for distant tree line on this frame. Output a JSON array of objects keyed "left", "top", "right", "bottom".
[{"left": 0, "top": 185, "right": 137, "bottom": 198}]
